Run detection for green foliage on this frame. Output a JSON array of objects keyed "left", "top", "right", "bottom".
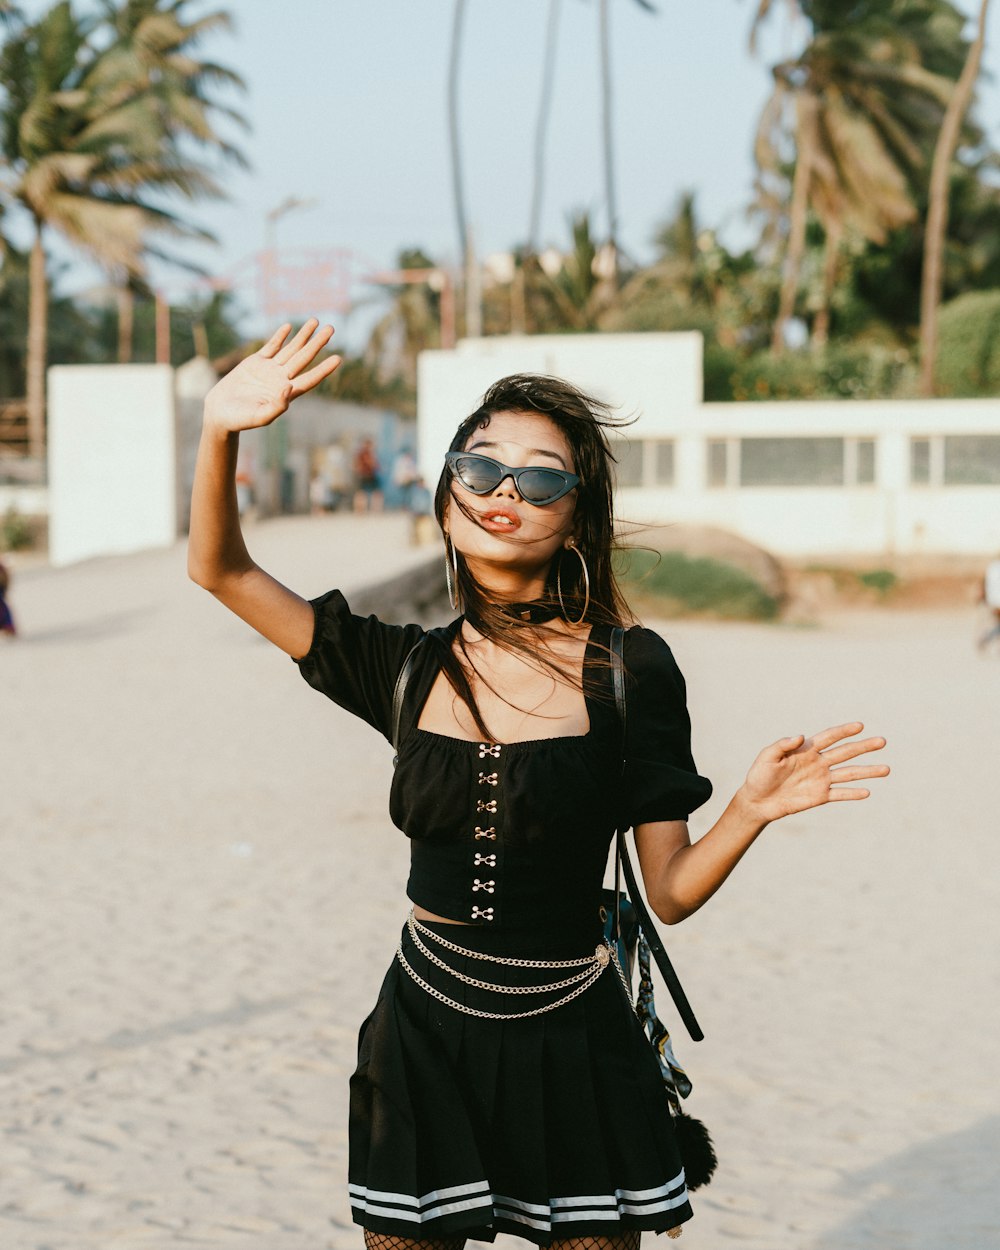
[
  {"left": 803, "top": 564, "right": 900, "bottom": 598},
  {"left": 845, "top": 164, "right": 1000, "bottom": 344},
  {"left": 857, "top": 569, "right": 898, "bottom": 595},
  {"left": 1, "top": 504, "right": 31, "bottom": 550},
  {"left": 0, "top": 246, "right": 246, "bottom": 392},
  {"left": 729, "top": 344, "right": 912, "bottom": 401},
  {"left": 703, "top": 343, "right": 741, "bottom": 401},
  {"left": 617, "top": 549, "right": 780, "bottom": 621},
  {"left": 86, "top": 288, "right": 245, "bottom": 368},
  {"left": 934, "top": 289, "right": 1000, "bottom": 397},
  {"left": 319, "top": 356, "right": 416, "bottom": 419},
  {"left": 0, "top": 246, "right": 99, "bottom": 397}
]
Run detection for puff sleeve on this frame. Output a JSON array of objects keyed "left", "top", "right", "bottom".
[
  {"left": 621, "top": 626, "right": 712, "bottom": 825},
  {"left": 293, "top": 589, "right": 425, "bottom": 741}
]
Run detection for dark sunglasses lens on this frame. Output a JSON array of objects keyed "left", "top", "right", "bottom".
[
  {"left": 517, "top": 469, "right": 570, "bottom": 503},
  {"left": 453, "top": 456, "right": 500, "bottom": 494}
]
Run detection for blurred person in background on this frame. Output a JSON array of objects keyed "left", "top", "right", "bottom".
[
  {"left": 235, "top": 456, "right": 255, "bottom": 518},
  {"left": 977, "top": 553, "right": 1000, "bottom": 652},
  {"left": 391, "top": 446, "right": 418, "bottom": 511},
  {"left": 353, "top": 437, "right": 383, "bottom": 513},
  {"left": 407, "top": 472, "right": 434, "bottom": 545},
  {"left": 0, "top": 558, "right": 15, "bottom": 638},
  {"left": 327, "top": 442, "right": 350, "bottom": 512},
  {"left": 310, "top": 467, "right": 333, "bottom": 515}
]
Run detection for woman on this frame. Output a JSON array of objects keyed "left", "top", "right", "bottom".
[
  {"left": 0, "top": 558, "right": 16, "bottom": 638},
  {"left": 188, "top": 321, "right": 889, "bottom": 1250}
]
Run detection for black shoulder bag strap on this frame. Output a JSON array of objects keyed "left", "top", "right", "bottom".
[
  {"left": 610, "top": 626, "right": 704, "bottom": 1042},
  {"left": 391, "top": 628, "right": 452, "bottom": 759},
  {"left": 391, "top": 641, "right": 422, "bottom": 760}
]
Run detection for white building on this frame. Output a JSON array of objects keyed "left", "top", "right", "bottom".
[{"left": 418, "top": 333, "right": 1000, "bottom": 562}]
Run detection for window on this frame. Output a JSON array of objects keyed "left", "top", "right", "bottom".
[
  {"left": 707, "top": 440, "right": 729, "bottom": 488},
  {"left": 612, "top": 436, "right": 644, "bottom": 489},
  {"left": 911, "top": 438, "right": 931, "bottom": 485},
  {"left": 739, "top": 437, "right": 844, "bottom": 486},
  {"left": 943, "top": 435, "right": 1000, "bottom": 485},
  {"left": 856, "top": 439, "right": 876, "bottom": 485},
  {"left": 654, "top": 440, "right": 675, "bottom": 486}
]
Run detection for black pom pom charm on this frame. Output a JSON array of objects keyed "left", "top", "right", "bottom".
[{"left": 671, "top": 1109, "right": 718, "bottom": 1191}]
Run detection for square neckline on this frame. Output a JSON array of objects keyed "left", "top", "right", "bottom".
[{"left": 412, "top": 625, "right": 605, "bottom": 749}]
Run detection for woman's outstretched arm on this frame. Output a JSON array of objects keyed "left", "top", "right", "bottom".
[
  {"left": 635, "top": 722, "right": 890, "bottom": 924},
  {"left": 187, "top": 320, "right": 341, "bottom": 657}
]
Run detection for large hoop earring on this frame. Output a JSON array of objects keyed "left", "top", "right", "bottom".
[
  {"left": 557, "top": 540, "right": 590, "bottom": 626},
  {"left": 444, "top": 535, "right": 461, "bottom": 612}
]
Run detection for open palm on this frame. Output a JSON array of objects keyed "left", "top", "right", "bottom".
[
  {"left": 205, "top": 320, "right": 341, "bottom": 434},
  {"left": 744, "top": 722, "right": 889, "bottom": 823}
]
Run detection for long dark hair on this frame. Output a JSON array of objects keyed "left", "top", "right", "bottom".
[{"left": 431, "top": 372, "right": 635, "bottom": 738}]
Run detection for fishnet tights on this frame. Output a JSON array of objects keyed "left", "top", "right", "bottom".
[
  {"left": 363, "top": 1237, "right": 465, "bottom": 1250},
  {"left": 363, "top": 1234, "right": 645, "bottom": 1250}
]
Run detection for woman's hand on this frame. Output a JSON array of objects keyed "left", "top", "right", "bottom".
[
  {"left": 739, "top": 722, "right": 889, "bottom": 825},
  {"left": 203, "top": 319, "right": 341, "bottom": 434}
]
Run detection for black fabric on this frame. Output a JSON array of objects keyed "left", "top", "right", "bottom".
[
  {"left": 348, "top": 921, "right": 693, "bottom": 1246},
  {"left": 295, "top": 591, "right": 707, "bottom": 1245},
  {"left": 294, "top": 590, "right": 427, "bottom": 738},
  {"left": 296, "top": 592, "right": 712, "bottom": 932},
  {"left": 497, "top": 600, "right": 562, "bottom": 624}
]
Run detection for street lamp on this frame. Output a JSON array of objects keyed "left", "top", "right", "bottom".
[
  {"left": 261, "top": 195, "right": 319, "bottom": 323},
  {"left": 259, "top": 195, "right": 318, "bottom": 517}
]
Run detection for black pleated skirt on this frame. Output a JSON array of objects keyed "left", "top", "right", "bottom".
[{"left": 348, "top": 918, "right": 693, "bottom": 1245}]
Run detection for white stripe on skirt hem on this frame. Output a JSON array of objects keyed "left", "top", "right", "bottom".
[{"left": 350, "top": 1172, "right": 689, "bottom": 1230}]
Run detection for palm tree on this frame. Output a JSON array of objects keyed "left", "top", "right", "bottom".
[
  {"left": 920, "top": 0, "right": 991, "bottom": 395},
  {"left": 89, "top": 0, "right": 247, "bottom": 361},
  {"left": 528, "top": 0, "right": 562, "bottom": 259},
  {"left": 365, "top": 248, "right": 441, "bottom": 392},
  {"left": 447, "top": 0, "right": 480, "bottom": 334},
  {"left": 524, "top": 211, "right": 619, "bottom": 332},
  {"left": 596, "top": 0, "right": 656, "bottom": 286},
  {"left": 499, "top": 0, "right": 564, "bottom": 334},
  {"left": 752, "top": 1, "right": 959, "bottom": 351},
  {"left": 0, "top": 2, "right": 222, "bottom": 457}
]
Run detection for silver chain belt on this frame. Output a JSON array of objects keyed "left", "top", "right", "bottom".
[{"left": 396, "top": 910, "right": 632, "bottom": 1020}]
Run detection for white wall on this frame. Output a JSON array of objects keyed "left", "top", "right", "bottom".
[
  {"left": 417, "top": 332, "right": 702, "bottom": 483},
  {"left": 48, "top": 365, "right": 177, "bottom": 566},
  {"left": 626, "top": 398, "right": 1000, "bottom": 558},
  {"left": 417, "top": 334, "right": 1000, "bottom": 559}
]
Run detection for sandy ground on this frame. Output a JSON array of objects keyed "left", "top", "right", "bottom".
[{"left": 2, "top": 513, "right": 998, "bottom": 1250}]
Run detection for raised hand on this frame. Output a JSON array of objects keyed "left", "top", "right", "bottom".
[
  {"left": 741, "top": 722, "right": 889, "bottom": 824},
  {"left": 204, "top": 319, "right": 341, "bottom": 434}
]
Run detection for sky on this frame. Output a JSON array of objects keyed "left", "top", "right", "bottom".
[{"left": 9, "top": 0, "right": 1000, "bottom": 350}]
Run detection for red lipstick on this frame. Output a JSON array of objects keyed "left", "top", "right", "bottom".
[{"left": 478, "top": 506, "right": 522, "bottom": 533}]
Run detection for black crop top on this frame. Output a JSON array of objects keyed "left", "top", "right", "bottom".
[{"left": 295, "top": 590, "right": 712, "bottom": 936}]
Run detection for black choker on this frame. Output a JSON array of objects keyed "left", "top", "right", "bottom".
[{"left": 498, "top": 600, "right": 561, "bottom": 624}]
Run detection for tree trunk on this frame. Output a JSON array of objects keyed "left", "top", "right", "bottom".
[
  {"left": 812, "top": 220, "right": 843, "bottom": 349},
  {"left": 26, "top": 218, "right": 48, "bottom": 463},
  {"left": 919, "top": 0, "right": 990, "bottom": 396},
  {"left": 529, "top": 0, "right": 561, "bottom": 257},
  {"left": 464, "top": 229, "right": 482, "bottom": 338},
  {"left": 447, "top": 0, "right": 469, "bottom": 267},
  {"left": 155, "top": 291, "right": 171, "bottom": 365},
  {"left": 598, "top": 0, "right": 618, "bottom": 285},
  {"left": 772, "top": 93, "right": 815, "bottom": 354},
  {"left": 510, "top": 263, "right": 527, "bottom": 335},
  {"left": 117, "top": 284, "right": 134, "bottom": 364}
]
